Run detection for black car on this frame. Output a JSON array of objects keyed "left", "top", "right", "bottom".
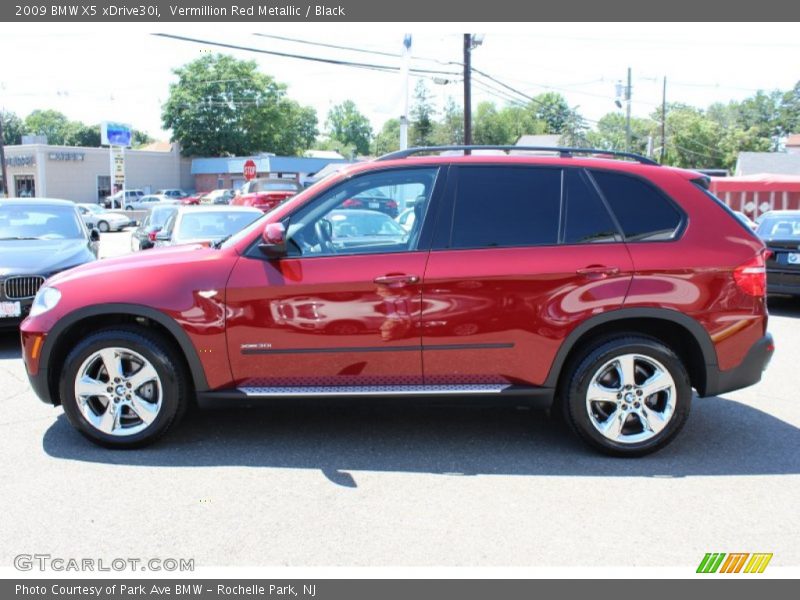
[
  {"left": 0, "top": 199, "right": 99, "bottom": 329},
  {"left": 341, "top": 188, "right": 399, "bottom": 218},
  {"left": 130, "top": 204, "right": 179, "bottom": 251},
  {"left": 757, "top": 210, "right": 800, "bottom": 296}
]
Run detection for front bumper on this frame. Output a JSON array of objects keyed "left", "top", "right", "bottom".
[
  {"left": 0, "top": 298, "right": 33, "bottom": 330},
  {"left": 767, "top": 270, "right": 800, "bottom": 296},
  {"left": 703, "top": 333, "right": 774, "bottom": 397}
]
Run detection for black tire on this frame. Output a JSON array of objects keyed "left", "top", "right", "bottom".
[
  {"left": 59, "top": 327, "right": 190, "bottom": 448},
  {"left": 97, "top": 220, "right": 109, "bottom": 233},
  {"left": 561, "top": 335, "right": 692, "bottom": 457},
  {"left": 125, "top": 205, "right": 133, "bottom": 211}
]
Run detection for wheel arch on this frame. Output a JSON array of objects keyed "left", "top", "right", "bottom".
[
  {"left": 545, "top": 308, "right": 717, "bottom": 397},
  {"left": 42, "top": 304, "right": 209, "bottom": 406}
]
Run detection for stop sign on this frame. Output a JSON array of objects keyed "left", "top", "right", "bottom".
[{"left": 243, "top": 159, "right": 257, "bottom": 181}]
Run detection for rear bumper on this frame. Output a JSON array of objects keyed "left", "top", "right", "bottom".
[{"left": 702, "top": 333, "right": 774, "bottom": 397}]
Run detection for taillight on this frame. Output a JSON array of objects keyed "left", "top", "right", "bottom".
[
  {"left": 733, "top": 252, "right": 767, "bottom": 297},
  {"left": 342, "top": 199, "right": 363, "bottom": 208},
  {"left": 386, "top": 200, "right": 398, "bottom": 210},
  {"left": 148, "top": 231, "right": 158, "bottom": 242}
]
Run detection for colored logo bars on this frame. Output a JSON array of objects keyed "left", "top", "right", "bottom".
[{"left": 697, "top": 553, "right": 773, "bottom": 574}]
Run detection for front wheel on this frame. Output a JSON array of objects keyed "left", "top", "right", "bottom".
[
  {"left": 562, "top": 336, "right": 691, "bottom": 457},
  {"left": 97, "top": 220, "right": 109, "bottom": 233},
  {"left": 59, "top": 327, "right": 189, "bottom": 448}
]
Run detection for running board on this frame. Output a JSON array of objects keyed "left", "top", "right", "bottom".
[{"left": 196, "top": 384, "right": 554, "bottom": 409}]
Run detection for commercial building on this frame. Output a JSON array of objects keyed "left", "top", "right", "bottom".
[
  {"left": 190, "top": 154, "right": 351, "bottom": 192},
  {"left": 1, "top": 142, "right": 192, "bottom": 202}
]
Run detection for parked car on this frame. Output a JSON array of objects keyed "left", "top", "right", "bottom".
[
  {"left": 21, "top": 146, "right": 773, "bottom": 455},
  {"left": 1, "top": 198, "right": 98, "bottom": 329},
  {"left": 152, "top": 205, "right": 262, "bottom": 247},
  {"left": 124, "top": 194, "right": 178, "bottom": 211},
  {"left": 103, "top": 189, "right": 144, "bottom": 209},
  {"left": 130, "top": 204, "right": 180, "bottom": 252},
  {"left": 155, "top": 189, "right": 189, "bottom": 200},
  {"left": 340, "top": 188, "right": 399, "bottom": 218},
  {"left": 231, "top": 178, "right": 301, "bottom": 212},
  {"left": 76, "top": 203, "right": 132, "bottom": 232},
  {"left": 199, "top": 189, "right": 235, "bottom": 205},
  {"left": 734, "top": 211, "right": 757, "bottom": 231},
  {"left": 755, "top": 210, "right": 800, "bottom": 296},
  {"left": 326, "top": 209, "right": 408, "bottom": 251}
]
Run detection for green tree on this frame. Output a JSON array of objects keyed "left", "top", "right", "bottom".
[
  {"left": 162, "top": 53, "right": 317, "bottom": 156},
  {"left": 410, "top": 80, "right": 436, "bottom": 146},
  {"left": 373, "top": 118, "right": 400, "bottom": 155},
  {"left": 64, "top": 122, "right": 101, "bottom": 146},
  {"left": 326, "top": 100, "right": 372, "bottom": 155},
  {"left": 473, "top": 102, "right": 544, "bottom": 145},
  {"left": 1, "top": 110, "right": 24, "bottom": 145},
  {"left": 24, "top": 109, "right": 71, "bottom": 144},
  {"left": 585, "top": 113, "right": 655, "bottom": 156},
  {"left": 431, "top": 97, "right": 464, "bottom": 145},
  {"left": 529, "top": 92, "right": 574, "bottom": 134}
]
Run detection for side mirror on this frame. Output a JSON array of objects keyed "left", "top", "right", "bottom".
[
  {"left": 259, "top": 222, "right": 287, "bottom": 258},
  {"left": 89, "top": 228, "right": 100, "bottom": 242}
]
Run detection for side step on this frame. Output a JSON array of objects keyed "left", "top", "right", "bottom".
[{"left": 196, "top": 384, "right": 555, "bottom": 409}]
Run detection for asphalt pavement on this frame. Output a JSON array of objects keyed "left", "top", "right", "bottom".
[{"left": 1, "top": 229, "right": 798, "bottom": 568}]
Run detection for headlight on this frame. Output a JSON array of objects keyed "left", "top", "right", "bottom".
[{"left": 29, "top": 287, "right": 61, "bottom": 317}]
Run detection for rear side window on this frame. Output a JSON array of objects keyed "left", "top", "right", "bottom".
[
  {"left": 451, "top": 166, "right": 561, "bottom": 248},
  {"left": 563, "top": 170, "right": 621, "bottom": 244},
  {"left": 590, "top": 170, "right": 682, "bottom": 241}
]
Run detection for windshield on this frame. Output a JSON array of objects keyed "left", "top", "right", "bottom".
[
  {"left": 83, "top": 204, "right": 103, "bottom": 214},
  {"left": 757, "top": 215, "right": 800, "bottom": 239},
  {"left": 253, "top": 181, "right": 299, "bottom": 192},
  {"left": 0, "top": 205, "right": 85, "bottom": 240},
  {"left": 175, "top": 211, "right": 262, "bottom": 241}
]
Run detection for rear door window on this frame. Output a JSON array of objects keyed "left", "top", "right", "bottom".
[
  {"left": 563, "top": 169, "right": 621, "bottom": 244},
  {"left": 450, "top": 166, "right": 561, "bottom": 249}
]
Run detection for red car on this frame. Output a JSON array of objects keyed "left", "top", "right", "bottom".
[
  {"left": 231, "top": 178, "right": 301, "bottom": 212},
  {"left": 21, "top": 146, "right": 773, "bottom": 455}
]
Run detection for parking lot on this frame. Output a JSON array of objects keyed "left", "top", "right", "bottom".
[{"left": 0, "top": 227, "right": 798, "bottom": 568}]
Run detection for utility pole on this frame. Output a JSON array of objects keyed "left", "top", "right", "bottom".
[
  {"left": 660, "top": 76, "right": 667, "bottom": 164},
  {"left": 0, "top": 114, "right": 8, "bottom": 197},
  {"left": 399, "top": 34, "right": 412, "bottom": 151},
  {"left": 463, "top": 33, "right": 472, "bottom": 147},
  {"left": 625, "top": 67, "right": 632, "bottom": 153}
]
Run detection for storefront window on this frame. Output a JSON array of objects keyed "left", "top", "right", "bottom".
[{"left": 14, "top": 175, "right": 35, "bottom": 198}]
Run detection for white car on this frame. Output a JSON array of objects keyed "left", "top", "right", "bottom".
[
  {"left": 76, "top": 203, "right": 132, "bottom": 232},
  {"left": 103, "top": 189, "right": 144, "bottom": 209},
  {"left": 124, "top": 194, "right": 179, "bottom": 211},
  {"left": 156, "top": 188, "right": 190, "bottom": 199},
  {"left": 396, "top": 207, "right": 417, "bottom": 231}
]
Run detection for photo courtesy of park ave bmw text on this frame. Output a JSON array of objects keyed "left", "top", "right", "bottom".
[{"left": 0, "top": 0, "right": 798, "bottom": 595}]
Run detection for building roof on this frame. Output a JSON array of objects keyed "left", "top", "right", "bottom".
[
  {"left": 191, "top": 155, "right": 350, "bottom": 175},
  {"left": 735, "top": 152, "right": 800, "bottom": 176},
  {"left": 515, "top": 134, "right": 562, "bottom": 147},
  {"left": 138, "top": 141, "right": 174, "bottom": 152}
]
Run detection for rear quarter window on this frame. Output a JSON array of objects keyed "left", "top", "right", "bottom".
[{"left": 589, "top": 170, "right": 682, "bottom": 241}]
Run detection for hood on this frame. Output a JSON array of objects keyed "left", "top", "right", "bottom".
[
  {"left": 0, "top": 239, "right": 95, "bottom": 277},
  {"left": 46, "top": 243, "right": 217, "bottom": 286}
]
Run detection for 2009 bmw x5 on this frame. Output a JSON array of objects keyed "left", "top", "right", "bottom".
[{"left": 20, "top": 146, "right": 774, "bottom": 456}]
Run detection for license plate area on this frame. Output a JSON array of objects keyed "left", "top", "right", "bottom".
[{"left": 0, "top": 301, "right": 21, "bottom": 318}]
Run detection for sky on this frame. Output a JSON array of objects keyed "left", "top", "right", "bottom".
[{"left": 1, "top": 22, "right": 799, "bottom": 143}]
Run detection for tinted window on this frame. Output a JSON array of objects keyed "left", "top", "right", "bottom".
[
  {"left": 563, "top": 170, "right": 620, "bottom": 244},
  {"left": 590, "top": 171, "right": 681, "bottom": 241},
  {"left": 451, "top": 167, "right": 561, "bottom": 248}
]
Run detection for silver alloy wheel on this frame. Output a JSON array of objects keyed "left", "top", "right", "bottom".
[
  {"left": 585, "top": 353, "right": 676, "bottom": 444},
  {"left": 74, "top": 347, "right": 163, "bottom": 437}
]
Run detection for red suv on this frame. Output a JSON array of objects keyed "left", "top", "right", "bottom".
[{"left": 20, "top": 146, "right": 774, "bottom": 456}]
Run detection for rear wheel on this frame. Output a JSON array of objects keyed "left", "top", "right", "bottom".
[
  {"left": 97, "top": 220, "right": 109, "bottom": 232},
  {"left": 59, "top": 327, "right": 189, "bottom": 448},
  {"left": 562, "top": 336, "right": 691, "bottom": 457}
]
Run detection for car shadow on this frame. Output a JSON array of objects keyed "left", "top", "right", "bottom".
[
  {"left": 768, "top": 295, "right": 800, "bottom": 318},
  {"left": 0, "top": 332, "right": 21, "bottom": 359},
  {"left": 41, "top": 395, "right": 800, "bottom": 485}
]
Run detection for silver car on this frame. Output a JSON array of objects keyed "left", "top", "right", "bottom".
[
  {"left": 124, "top": 194, "right": 179, "bottom": 211},
  {"left": 154, "top": 206, "right": 262, "bottom": 247},
  {"left": 76, "top": 203, "right": 132, "bottom": 232}
]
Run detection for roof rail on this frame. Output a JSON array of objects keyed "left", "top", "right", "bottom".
[{"left": 375, "top": 145, "right": 659, "bottom": 166}]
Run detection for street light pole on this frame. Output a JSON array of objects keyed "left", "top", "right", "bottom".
[
  {"left": 625, "top": 67, "right": 632, "bottom": 153},
  {"left": 463, "top": 33, "right": 472, "bottom": 147},
  {"left": 399, "top": 34, "right": 412, "bottom": 151},
  {"left": 661, "top": 76, "right": 667, "bottom": 164},
  {"left": 0, "top": 114, "right": 8, "bottom": 197}
]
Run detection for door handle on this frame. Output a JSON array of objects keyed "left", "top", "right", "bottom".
[
  {"left": 576, "top": 265, "right": 620, "bottom": 278},
  {"left": 373, "top": 274, "right": 421, "bottom": 286}
]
